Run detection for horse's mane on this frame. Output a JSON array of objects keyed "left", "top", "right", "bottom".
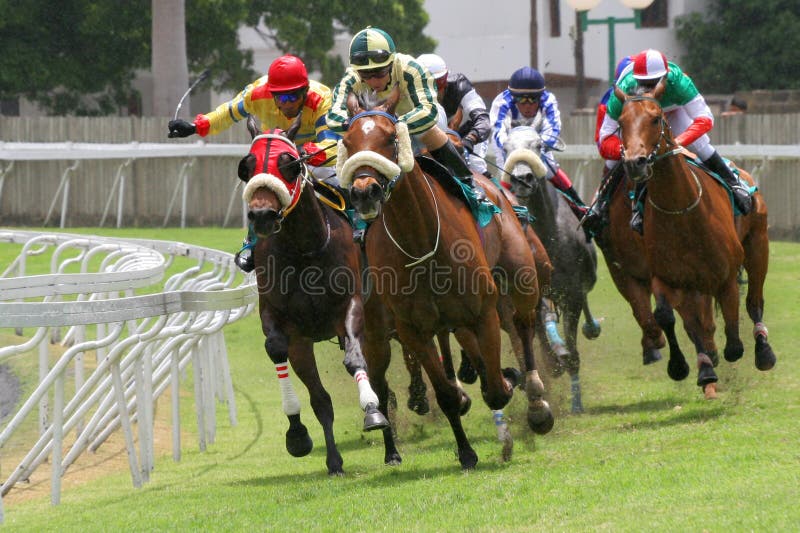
[{"left": 355, "top": 90, "right": 382, "bottom": 111}]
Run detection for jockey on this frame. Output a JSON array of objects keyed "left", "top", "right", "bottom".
[
  {"left": 167, "top": 55, "right": 341, "bottom": 272},
  {"left": 416, "top": 53, "right": 492, "bottom": 178},
  {"left": 597, "top": 48, "right": 753, "bottom": 234},
  {"left": 489, "top": 66, "right": 589, "bottom": 228},
  {"left": 327, "top": 27, "right": 488, "bottom": 200},
  {"left": 581, "top": 55, "right": 635, "bottom": 237}
]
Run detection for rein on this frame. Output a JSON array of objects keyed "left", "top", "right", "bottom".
[{"left": 349, "top": 109, "right": 442, "bottom": 267}]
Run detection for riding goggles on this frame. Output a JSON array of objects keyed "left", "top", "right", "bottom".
[
  {"left": 273, "top": 91, "right": 303, "bottom": 104},
  {"left": 512, "top": 94, "right": 541, "bottom": 105},
  {"left": 351, "top": 49, "right": 392, "bottom": 66},
  {"left": 358, "top": 67, "right": 391, "bottom": 80}
]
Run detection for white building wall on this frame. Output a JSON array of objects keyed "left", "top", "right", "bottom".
[{"left": 208, "top": 0, "right": 709, "bottom": 112}]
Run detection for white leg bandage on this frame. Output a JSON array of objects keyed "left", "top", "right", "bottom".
[
  {"left": 354, "top": 369, "right": 379, "bottom": 410},
  {"left": 276, "top": 363, "right": 301, "bottom": 416}
]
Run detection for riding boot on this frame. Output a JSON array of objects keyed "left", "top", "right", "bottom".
[
  {"left": 234, "top": 229, "right": 256, "bottom": 273},
  {"left": 583, "top": 163, "right": 624, "bottom": 237},
  {"left": 430, "top": 140, "right": 486, "bottom": 201},
  {"left": 630, "top": 181, "right": 647, "bottom": 235},
  {"left": 703, "top": 151, "right": 752, "bottom": 215}
]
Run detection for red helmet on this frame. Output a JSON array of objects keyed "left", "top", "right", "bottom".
[{"left": 266, "top": 55, "right": 309, "bottom": 92}]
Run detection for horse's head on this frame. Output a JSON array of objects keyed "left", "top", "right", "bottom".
[
  {"left": 614, "top": 79, "right": 675, "bottom": 183},
  {"left": 501, "top": 126, "right": 548, "bottom": 200},
  {"left": 237, "top": 115, "right": 307, "bottom": 236},
  {"left": 337, "top": 85, "right": 415, "bottom": 220}
]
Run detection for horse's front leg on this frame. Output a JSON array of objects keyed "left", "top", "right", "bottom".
[
  {"left": 342, "top": 296, "right": 389, "bottom": 431},
  {"left": 288, "top": 339, "right": 343, "bottom": 475},
  {"left": 653, "top": 293, "right": 689, "bottom": 382},
  {"left": 474, "top": 303, "right": 514, "bottom": 411},
  {"left": 717, "top": 276, "right": 744, "bottom": 364},
  {"left": 261, "top": 311, "right": 313, "bottom": 460},
  {"left": 397, "top": 323, "right": 477, "bottom": 470},
  {"left": 512, "top": 306, "right": 554, "bottom": 434},
  {"left": 561, "top": 298, "right": 584, "bottom": 414},
  {"left": 740, "top": 213, "right": 776, "bottom": 370},
  {"left": 667, "top": 287, "right": 719, "bottom": 400},
  {"left": 362, "top": 300, "right": 401, "bottom": 466}
]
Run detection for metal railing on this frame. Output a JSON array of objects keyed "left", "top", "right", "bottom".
[{"left": 0, "top": 230, "right": 257, "bottom": 523}]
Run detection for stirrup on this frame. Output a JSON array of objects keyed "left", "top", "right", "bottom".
[{"left": 630, "top": 211, "right": 644, "bottom": 235}]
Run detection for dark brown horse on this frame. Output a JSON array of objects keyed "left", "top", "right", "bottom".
[
  {"left": 340, "top": 88, "right": 551, "bottom": 469},
  {"left": 236, "top": 118, "right": 387, "bottom": 475},
  {"left": 615, "top": 82, "right": 776, "bottom": 398}
]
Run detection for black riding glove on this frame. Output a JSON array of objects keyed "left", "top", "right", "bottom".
[{"left": 168, "top": 119, "right": 197, "bottom": 138}]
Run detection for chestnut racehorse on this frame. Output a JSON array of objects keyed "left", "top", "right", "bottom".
[
  {"left": 615, "top": 82, "right": 776, "bottom": 398},
  {"left": 340, "top": 88, "right": 551, "bottom": 469},
  {"left": 237, "top": 118, "right": 387, "bottom": 475}
]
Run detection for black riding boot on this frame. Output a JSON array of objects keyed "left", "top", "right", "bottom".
[
  {"left": 234, "top": 231, "right": 256, "bottom": 273},
  {"left": 583, "top": 163, "right": 624, "bottom": 238},
  {"left": 703, "top": 151, "right": 752, "bottom": 215},
  {"left": 430, "top": 140, "right": 486, "bottom": 201},
  {"left": 630, "top": 181, "right": 647, "bottom": 235}
]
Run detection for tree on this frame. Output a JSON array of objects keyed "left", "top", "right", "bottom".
[
  {"left": 0, "top": 0, "right": 257, "bottom": 116},
  {"left": 0, "top": 0, "right": 435, "bottom": 116},
  {"left": 248, "top": 0, "right": 436, "bottom": 87},
  {"left": 675, "top": 0, "right": 800, "bottom": 93}
]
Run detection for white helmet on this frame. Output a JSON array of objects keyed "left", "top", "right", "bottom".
[
  {"left": 416, "top": 53, "right": 448, "bottom": 80},
  {"left": 632, "top": 49, "right": 668, "bottom": 80}
]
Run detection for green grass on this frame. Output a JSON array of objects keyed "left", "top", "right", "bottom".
[{"left": 2, "top": 227, "right": 799, "bottom": 532}]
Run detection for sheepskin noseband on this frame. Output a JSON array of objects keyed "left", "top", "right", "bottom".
[{"left": 337, "top": 118, "right": 414, "bottom": 188}]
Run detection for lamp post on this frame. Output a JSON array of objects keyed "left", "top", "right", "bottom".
[{"left": 565, "top": 0, "right": 655, "bottom": 85}]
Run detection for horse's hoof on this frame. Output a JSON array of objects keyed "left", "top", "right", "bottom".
[
  {"left": 527, "top": 400, "right": 554, "bottom": 435},
  {"left": 724, "top": 341, "right": 744, "bottom": 363},
  {"left": 363, "top": 404, "right": 390, "bottom": 431},
  {"left": 667, "top": 357, "right": 690, "bottom": 381},
  {"left": 407, "top": 396, "right": 430, "bottom": 416},
  {"left": 696, "top": 364, "right": 718, "bottom": 389},
  {"left": 286, "top": 425, "right": 313, "bottom": 457},
  {"left": 385, "top": 453, "right": 402, "bottom": 466},
  {"left": 327, "top": 455, "right": 344, "bottom": 476},
  {"left": 328, "top": 469, "right": 345, "bottom": 477},
  {"left": 582, "top": 319, "right": 602, "bottom": 340},
  {"left": 755, "top": 336, "right": 776, "bottom": 371},
  {"left": 457, "top": 352, "right": 478, "bottom": 384},
  {"left": 502, "top": 367, "right": 522, "bottom": 389},
  {"left": 643, "top": 348, "right": 663, "bottom": 365},
  {"left": 458, "top": 448, "right": 478, "bottom": 470},
  {"left": 703, "top": 382, "right": 718, "bottom": 400}
]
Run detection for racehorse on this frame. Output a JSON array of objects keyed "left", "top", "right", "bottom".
[
  {"left": 501, "top": 125, "right": 602, "bottom": 413},
  {"left": 236, "top": 117, "right": 388, "bottom": 475},
  {"left": 339, "top": 87, "right": 552, "bottom": 469},
  {"left": 614, "top": 82, "right": 776, "bottom": 398}
]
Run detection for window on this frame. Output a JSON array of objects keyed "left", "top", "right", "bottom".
[
  {"left": 550, "top": 0, "right": 561, "bottom": 37},
  {"left": 640, "top": 0, "right": 668, "bottom": 28}
]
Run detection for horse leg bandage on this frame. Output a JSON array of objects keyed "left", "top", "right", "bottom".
[
  {"left": 276, "top": 363, "right": 301, "bottom": 416},
  {"left": 354, "top": 369, "right": 379, "bottom": 410}
]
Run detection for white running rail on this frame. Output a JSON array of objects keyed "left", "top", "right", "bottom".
[{"left": 0, "top": 230, "right": 257, "bottom": 523}]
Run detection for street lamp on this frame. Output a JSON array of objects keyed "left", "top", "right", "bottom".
[{"left": 565, "top": 0, "right": 655, "bottom": 84}]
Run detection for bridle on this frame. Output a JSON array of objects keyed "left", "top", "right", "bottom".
[
  {"left": 619, "top": 96, "right": 683, "bottom": 184},
  {"left": 348, "top": 110, "right": 402, "bottom": 202},
  {"left": 347, "top": 109, "right": 442, "bottom": 267},
  {"left": 619, "top": 96, "right": 703, "bottom": 214}
]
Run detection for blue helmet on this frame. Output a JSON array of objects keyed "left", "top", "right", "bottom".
[
  {"left": 614, "top": 55, "right": 634, "bottom": 82},
  {"left": 509, "top": 66, "right": 545, "bottom": 93}
]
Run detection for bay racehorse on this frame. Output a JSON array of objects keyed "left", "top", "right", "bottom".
[
  {"left": 615, "top": 81, "right": 776, "bottom": 398},
  {"left": 339, "top": 87, "right": 552, "bottom": 469},
  {"left": 237, "top": 117, "right": 388, "bottom": 475},
  {"left": 501, "top": 125, "right": 602, "bottom": 413}
]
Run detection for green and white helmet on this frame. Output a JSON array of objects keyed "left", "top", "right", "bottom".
[{"left": 349, "top": 26, "right": 396, "bottom": 71}]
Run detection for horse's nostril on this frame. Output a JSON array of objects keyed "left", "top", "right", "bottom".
[
  {"left": 368, "top": 182, "right": 382, "bottom": 201},
  {"left": 636, "top": 156, "right": 648, "bottom": 167}
]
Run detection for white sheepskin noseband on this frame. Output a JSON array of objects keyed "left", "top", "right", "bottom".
[
  {"left": 242, "top": 173, "right": 292, "bottom": 207},
  {"left": 336, "top": 120, "right": 415, "bottom": 188},
  {"left": 502, "top": 148, "right": 548, "bottom": 185}
]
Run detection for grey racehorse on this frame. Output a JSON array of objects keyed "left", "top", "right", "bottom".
[{"left": 502, "top": 125, "right": 601, "bottom": 413}]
